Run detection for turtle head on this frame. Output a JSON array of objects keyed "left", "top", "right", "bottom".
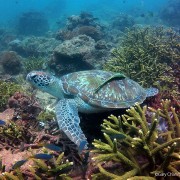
[{"left": 26, "top": 71, "right": 63, "bottom": 98}]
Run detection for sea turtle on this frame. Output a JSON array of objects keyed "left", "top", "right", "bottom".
[{"left": 26, "top": 70, "right": 158, "bottom": 149}]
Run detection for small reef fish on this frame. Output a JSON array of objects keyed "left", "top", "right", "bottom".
[
  {"left": 43, "top": 143, "right": 62, "bottom": 152},
  {"left": 12, "top": 153, "right": 54, "bottom": 169},
  {"left": 0, "top": 120, "right": 6, "bottom": 126},
  {"left": 110, "top": 133, "right": 126, "bottom": 140},
  {"left": 12, "top": 143, "right": 63, "bottom": 169},
  {"left": 12, "top": 159, "right": 28, "bottom": 169},
  {"left": 31, "top": 153, "right": 53, "bottom": 160}
]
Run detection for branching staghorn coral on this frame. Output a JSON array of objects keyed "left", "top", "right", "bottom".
[
  {"left": 37, "top": 109, "right": 56, "bottom": 122},
  {"left": 27, "top": 152, "right": 73, "bottom": 179},
  {"left": 103, "top": 26, "right": 180, "bottom": 88},
  {"left": 0, "top": 151, "right": 73, "bottom": 180},
  {"left": 91, "top": 99, "right": 180, "bottom": 179}
]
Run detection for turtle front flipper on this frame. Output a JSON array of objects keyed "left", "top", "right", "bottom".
[{"left": 56, "top": 99, "right": 88, "bottom": 150}]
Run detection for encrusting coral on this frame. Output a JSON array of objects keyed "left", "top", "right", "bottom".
[
  {"left": 103, "top": 26, "right": 180, "bottom": 89},
  {"left": 91, "top": 99, "right": 180, "bottom": 179}
]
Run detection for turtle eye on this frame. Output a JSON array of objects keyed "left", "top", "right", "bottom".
[{"left": 31, "top": 74, "right": 37, "bottom": 79}]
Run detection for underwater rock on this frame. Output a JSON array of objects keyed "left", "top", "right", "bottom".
[
  {"left": 0, "top": 51, "right": 23, "bottom": 75},
  {"left": 0, "top": 29, "right": 16, "bottom": 51},
  {"left": 111, "top": 13, "right": 135, "bottom": 32},
  {"left": 75, "top": 25, "right": 103, "bottom": 41},
  {"left": 17, "top": 11, "right": 49, "bottom": 36},
  {"left": 56, "top": 25, "right": 103, "bottom": 41},
  {"left": 56, "top": 12, "right": 104, "bottom": 42},
  {"left": 66, "top": 12, "right": 99, "bottom": 30},
  {"left": 49, "top": 35, "right": 96, "bottom": 74},
  {"left": 56, "top": 29, "right": 75, "bottom": 41},
  {"left": 9, "top": 36, "right": 59, "bottom": 57},
  {"left": 160, "top": 0, "right": 180, "bottom": 27},
  {"left": 95, "top": 40, "right": 109, "bottom": 50}
]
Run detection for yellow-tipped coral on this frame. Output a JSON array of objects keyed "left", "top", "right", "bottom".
[{"left": 91, "top": 99, "right": 180, "bottom": 179}]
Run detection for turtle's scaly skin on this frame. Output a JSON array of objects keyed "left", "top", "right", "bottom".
[
  {"left": 26, "top": 70, "right": 158, "bottom": 150},
  {"left": 61, "top": 70, "right": 146, "bottom": 108}
]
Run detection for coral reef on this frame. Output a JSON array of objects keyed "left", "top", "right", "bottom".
[
  {"left": 49, "top": 35, "right": 95, "bottom": 75},
  {"left": 112, "top": 13, "right": 135, "bottom": 32},
  {"left": 56, "top": 12, "right": 104, "bottom": 41},
  {"left": 0, "top": 146, "right": 73, "bottom": 179},
  {"left": 9, "top": 36, "right": 59, "bottom": 57},
  {"left": 66, "top": 12, "right": 99, "bottom": 30},
  {"left": 160, "top": 0, "right": 180, "bottom": 27},
  {"left": 37, "top": 109, "right": 56, "bottom": 122},
  {"left": 0, "top": 29, "right": 16, "bottom": 51},
  {"left": 0, "top": 81, "right": 23, "bottom": 111},
  {"left": 0, "top": 51, "right": 23, "bottom": 75},
  {"left": 91, "top": 100, "right": 180, "bottom": 179},
  {"left": 8, "top": 92, "right": 42, "bottom": 120},
  {"left": 17, "top": 11, "right": 49, "bottom": 36},
  {"left": 22, "top": 56, "right": 46, "bottom": 73},
  {"left": 56, "top": 29, "right": 75, "bottom": 41},
  {"left": 75, "top": 25, "right": 103, "bottom": 41},
  {"left": 104, "top": 26, "right": 180, "bottom": 89},
  {"left": 56, "top": 25, "right": 103, "bottom": 42}
]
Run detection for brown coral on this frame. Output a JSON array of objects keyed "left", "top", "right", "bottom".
[
  {"left": 8, "top": 92, "right": 41, "bottom": 120},
  {"left": 0, "top": 51, "right": 23, "bottom": 75}
]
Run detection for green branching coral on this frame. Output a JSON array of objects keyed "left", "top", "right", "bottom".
[
  {"left": 0, "top": 150, "right": 73, "bottom": 179},
  {"left": 91, "top": 99, "right": 180, "bottom": 179},
  {"left": 37, "top": 109, "right": 56, "bottom": 122},
  {"left": 22, "top": 56, "right": 46, "bottom": 73},
  {"left": 28, "top": 152, "right": 73, "bottom": 179},
  {"left": 0, "top": 81, "right": 23, "bottom": 111},
  {"left": 0, "top": 121, "right": 24, "bottom": 142},
  {"left": 103, "top": 26, "right": 180, "bottom": 88}
]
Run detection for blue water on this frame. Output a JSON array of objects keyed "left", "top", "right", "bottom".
[{"left": 0, "top": 0, "right": 170, "bottom": 30}]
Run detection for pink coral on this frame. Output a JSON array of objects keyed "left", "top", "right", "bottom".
[{"left": 8, "top": 92, "right": 41, "bottom": 120}]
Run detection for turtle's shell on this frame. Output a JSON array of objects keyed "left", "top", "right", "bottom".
[{"left": 61, "top": 70, "right": 146, "bottom": 108}]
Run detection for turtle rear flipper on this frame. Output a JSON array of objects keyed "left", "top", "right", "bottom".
[
  {"left": 56, "top": 99, "right": 88, "bottom": 150},
  {"left": 145, "top": 87, "right": 159, "bottom": 97}
]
